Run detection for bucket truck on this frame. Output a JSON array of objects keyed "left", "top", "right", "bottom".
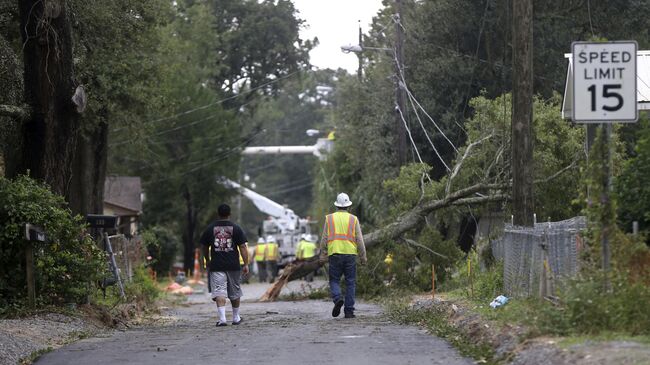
[{"left": 222, "top": 179, "right": 312, "bottom": 267}]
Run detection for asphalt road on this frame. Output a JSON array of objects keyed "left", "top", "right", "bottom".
[{"left": 36, "top": 281, "right": 474, "bottom": 365}]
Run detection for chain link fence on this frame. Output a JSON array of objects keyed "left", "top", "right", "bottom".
[{"left": 491, "top": 217, "right": 586, "bottom": 297}]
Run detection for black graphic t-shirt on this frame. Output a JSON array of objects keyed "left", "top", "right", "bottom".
[{"left": 199, "top": 220, "right": 247, "bottom": 272}]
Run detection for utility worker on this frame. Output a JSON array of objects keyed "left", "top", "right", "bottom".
[
  {"left": 297, "top": 234, "right": 318, "bottom": 282},
  {"left": 254, "top": 237, "right": 267, "bottom": 283},
  {"left": 319, "top": 192, "right": 367, "bottom": 319},
  {"left": 265, "top": 235, "right": 279, "bottom": 283}
]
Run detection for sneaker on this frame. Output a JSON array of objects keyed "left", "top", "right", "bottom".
[
  {"left": 216, "top": 321, "right": 228, "bottom": 327},
  {"left": 344, "top": 312, "right": 356, "bottom": 319},
  {"left": 232, "top": 317, "right": 243, "bottom": 325},
  {"left": 332, "top": 299, "right": 344, "bottom": 317}
]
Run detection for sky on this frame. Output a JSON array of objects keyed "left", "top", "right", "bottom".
[{"left": 291, "top": 0, "right": 385, "bottom": 73}]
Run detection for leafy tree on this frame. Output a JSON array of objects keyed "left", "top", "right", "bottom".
[
  {"left": 616, "top": 117, "right": 650, "bottom": 235},
  {"left": 109, "top": 0, "right": 313, "bottom": 272}
]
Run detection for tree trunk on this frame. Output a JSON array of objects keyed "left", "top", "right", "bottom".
[
  {"left": 182, "top": 187, "right": 197, "bottom": 274},
  {"left": 17, "top": 0, "right": 79, "bottom": 196},
  {"left": 511, "top": 0, "right": 535, "bottom": 226},
  {"left": 68, "top": 122, "right": 108, "bottom": 215}
]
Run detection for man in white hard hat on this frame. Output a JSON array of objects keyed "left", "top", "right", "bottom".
[{"left": 319, "top": 192, "right": 367, "bottom": 318}]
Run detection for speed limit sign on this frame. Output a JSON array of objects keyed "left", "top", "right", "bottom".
[{"left": 572, "top": 41, "right": 638, "bottom": 123}]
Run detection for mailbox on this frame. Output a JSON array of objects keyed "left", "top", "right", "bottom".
[
  {"left": 86, "top": 214, "right": 118, "bottom": 229},
  {"left": 24, "top": 224, "right": 46, "bottom": 242}
]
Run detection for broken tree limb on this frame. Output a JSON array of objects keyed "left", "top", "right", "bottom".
[
  {"left": 259, "top": 187, "right": 509, "bottom": 301},
  {"left": 364, "top": 186, "right": 508, "bottom": 248},
  {"left": 0, "top": 104, "right": 31, "bottom": 120},
  {"left": 402, "top": 238, "right": 449, "bottom": 259}
]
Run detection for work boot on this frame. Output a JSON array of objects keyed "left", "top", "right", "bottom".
[
  {"left": 332, "top": 299, "right": 344, "bottom": 317},
  {"left": 344, "top": 312, "right": 356, "bottom": 319}
]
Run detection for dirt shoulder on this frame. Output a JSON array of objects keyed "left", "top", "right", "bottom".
[
  {"left": 0, "top": 297, "right": 179, "bottom": 365},
  {"left": 0, "top": 307, "right": 109, "bottom": 365},
  {"left": 408, "top": 294, "right": 650, "bottom": 365}
]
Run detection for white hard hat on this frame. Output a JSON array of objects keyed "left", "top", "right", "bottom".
[
  {"left": 334, "top": 192, "right": 352, "bottom": 207},
  {"left": 257, "top": 237, "right": 265, "bottom": 244},
  {"left": 266, "top": 235, "right": 275, "bottom": 242}
]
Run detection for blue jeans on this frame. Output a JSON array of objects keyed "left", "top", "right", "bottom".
[{"left": 328, "top": 254, "right": 357, "bottom": 314}]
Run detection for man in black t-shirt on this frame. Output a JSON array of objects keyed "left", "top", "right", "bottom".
[{"left": 200, "top": 204, "right": 249, "bottom": 327}]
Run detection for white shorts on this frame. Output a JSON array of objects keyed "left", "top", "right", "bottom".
[{"left": 209, "top": 271, "right": 243, "bottom": 300}]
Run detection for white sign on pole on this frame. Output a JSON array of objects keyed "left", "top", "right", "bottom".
[{"left": 572, "top": 41, "right": 638, "bottom": 123}]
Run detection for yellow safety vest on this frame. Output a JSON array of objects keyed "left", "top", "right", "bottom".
[
  {"left": 298, "top": 240, "right": 317, "bottom": 259},
  {"left": 325, "top": 211, "right": 358, "bottom": 256},
  {"left": 239, "top": 251, "right": 245, "bottom": 265},
  {"left": 265, "top": 242, "right": 279, "bottom": 261},
  {"left": 254, "top": 244, "right": 266, "bottom": 262}
]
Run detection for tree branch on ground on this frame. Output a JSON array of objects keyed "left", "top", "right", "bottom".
[
  {"left": 0, "top": 104, "right": 31, "bottom": 120},
  {"left": 401, "top": 237, "right": 449, "bottom": 259}
]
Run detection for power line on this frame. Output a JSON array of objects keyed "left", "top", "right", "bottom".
[
  {"left": 460, "top": 0, "right": 492, "bottom": 121},
  {"left": 109, "top": 114, "right": 221, "bottom": 147},
  {"left": 405, "top": 85, "right": 451, "bottom": 172},
  {"left": 141, "top": 130, "right": 266, "bottom": 186},
  {"left": 112, "top": 69, "right": 305, "bottom": 133},
  {"left": 265, "top": 181, "right": 314, "bottom": 197},
  {"left": 396, "top": 104, "right": 424, "bottom": 164},
  {"left": 395, "top": 58, "right": 459, "bottom": 154}
]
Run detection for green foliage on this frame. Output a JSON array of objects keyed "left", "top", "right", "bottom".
[
  {"left": 141, "top": 226, "right": 180, "bottom": 276},
  {"left": 354, "top": 249, "right": 390, "bottom": 299},
  {"left": 124, "top": 266, "right": 160, "bottom": 306},
  {"left": 533, "top": 267, "right": 650, "bottom": 336},
  {"left": 616, "top": 117, "right": 650, "bottom": 234},
  {"left": 444, "top": 250, "right": 504, "bottom": 301},
  {"left": 0, "top": 175, "right": 104, "bottom": 309},
  {"left": 454, "top": 93, "right": 585, "bottom": 221},
  {"left": 383, "top": 163, "right": 440, "bottom": 216}
]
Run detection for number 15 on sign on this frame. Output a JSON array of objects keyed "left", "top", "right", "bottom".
[{"left": 572, "top": 41, "right": 638, "bottom": 123}]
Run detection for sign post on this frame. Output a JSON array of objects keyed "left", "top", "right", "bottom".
[
  {"left": 24, "top": 224, "right": 46, "bottom": 306},
  {"left": 571, "top": 41, "right": 638, "bottom": 290}
]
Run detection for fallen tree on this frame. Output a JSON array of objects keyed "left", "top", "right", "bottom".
[{"left": 259, "top": 182, "right": 510, "bottom": 301}]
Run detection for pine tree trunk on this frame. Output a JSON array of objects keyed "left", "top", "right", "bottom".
[{"left": 18, "top": 0, "right": 79, "bottom": 195}]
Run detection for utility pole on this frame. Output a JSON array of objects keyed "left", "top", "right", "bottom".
[
  {"left": 511, "top": 0, "right": 535, "bottom": 226},
  {"left": 395, "top": 0, "right": 408, "bottom": 166},
  {"left": 357, "top": 20, "right": 363, "bottom": 82}
]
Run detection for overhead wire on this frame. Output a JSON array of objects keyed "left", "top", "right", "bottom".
[
  {"left": 141, "top": 129, "right": 266, "bottom": 186},
  {"left": 111, "top": 69, "right": 304, "bottom": 133},
  {"left": 109, "top": 114, "right": 221, "bottom": 147},
  {"left": 394, "top": 52, "right": 459, "bottom": 154},
  {"left": 459, "top": 0, "right": 492, "bottom": 122},
  {"left": 396, "top": 104, "right": 424, "bottom": 164},
  {"left": 404, "top": 83, "right": 451, "bottom": 172}
]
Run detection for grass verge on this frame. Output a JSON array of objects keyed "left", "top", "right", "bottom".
[{"left": 383, "top": 297, "right": 499, "bottom": 364}]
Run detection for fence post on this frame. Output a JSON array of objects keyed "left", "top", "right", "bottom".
[{"left": 431, "top": 263, "right": 435, "bottom": 299}]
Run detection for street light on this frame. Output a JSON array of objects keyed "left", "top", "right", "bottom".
[{"left": 340, "top": 44, "right": 392, "bottom": 54}]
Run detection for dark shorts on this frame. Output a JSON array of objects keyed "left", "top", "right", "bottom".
[{"left": 209, "top": 271, "right": 242, "bottom": 300}]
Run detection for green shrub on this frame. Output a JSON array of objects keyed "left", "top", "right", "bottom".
[
  {"left": 141, "top": 226, "right": 179, "bottom": 276},
  {"left": 442, "top": 250, "right": 504, "bottom": 301},
  {"left": 534, "top": 272, "right": 650, "bottom": 336},
  {"left": 124, "top": 266, "right": 160, "bottom": 305},
  {"left": 0, "top": 175, "right": 104, "bottom": 309},
  {"left": 534, "top": 232, "right": 650, "bottom": 336}
]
